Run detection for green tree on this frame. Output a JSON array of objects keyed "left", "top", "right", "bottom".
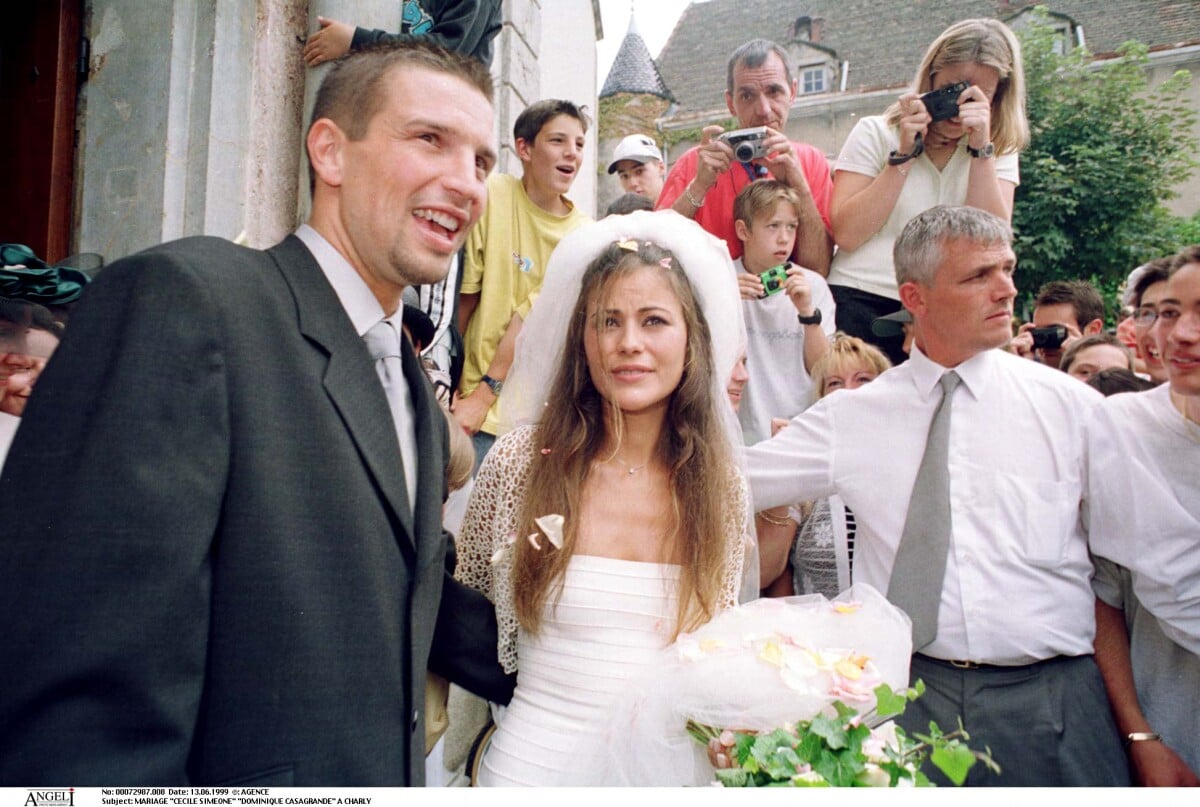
[{"left": 1013, "top": 8, "right": 1197, "bottom": 313}]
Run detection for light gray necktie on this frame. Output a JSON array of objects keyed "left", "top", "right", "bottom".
[
  {"left": 888, "top": 370, "right": 961, "bottom": 650},
  {"left": 364, "top": 320, "right": 418, "bottom": 509}
]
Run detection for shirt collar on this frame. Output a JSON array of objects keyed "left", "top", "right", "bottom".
[
  {"left": 907, "top": 344, "right": 995, "bottom": 401},
  {"left": 295, "top": 224, "right": 399, "bottom": 336}
]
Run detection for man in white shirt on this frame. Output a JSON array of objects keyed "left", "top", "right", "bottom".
[
  {"left": 1088, "top": 246, "right": 1200, "bottom": 786},
  {"left": 747, "top": 206, "right": 1127, "bottom": 786}
]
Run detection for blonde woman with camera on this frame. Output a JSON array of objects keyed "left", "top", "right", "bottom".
[{"left": 826, "top": 18, "right": 1029, "bottom": 364}]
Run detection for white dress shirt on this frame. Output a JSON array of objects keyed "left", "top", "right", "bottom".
[
  {"left": 1086, "top": 383, "right": 1200, "bottom": 655},
  {"left": 0, "top": 411, "right": 20, "bottom": 471},
  {"left": 296, "top": 225, "right": 418, "bottom": 508},
  {"left": 747, "top": 346, "right": 1101, "bottom": 664}
]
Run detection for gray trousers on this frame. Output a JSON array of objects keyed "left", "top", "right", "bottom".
[{"left": 900, "top": 654, "right": 1130, "bottom": 787}]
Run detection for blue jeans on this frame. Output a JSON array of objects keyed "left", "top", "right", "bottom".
[{"left": 471, "top": 430, "right": 496, "bottom": 474}]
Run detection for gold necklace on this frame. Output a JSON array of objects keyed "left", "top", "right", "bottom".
[{"left": 610, "top": 456, "right": 648, "bottom": 476}]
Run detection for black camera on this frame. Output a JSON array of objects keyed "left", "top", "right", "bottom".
[
  {"left": 919, "top": 81, "right": 970, "bottom": 123},
  {"left": 759, "top": 264, "right": 789, "bottom": 297},
  {"left": 720, "top": 126, "right": 769, "bottom": 162},
  {"left": 1030, "top": 325, "right": 1068, "bottom": 350}
]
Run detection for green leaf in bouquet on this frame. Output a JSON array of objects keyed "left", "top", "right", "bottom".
[
  {"left": 877, "top": 759, "right": 908, "bottom": 787},
  {"left": 789, "top": 775, "right": 831, "bottom": 788},
  {"left": 931, "top": 740, "right": 977, "bottom": 786},
  {"left": 796, "top": 727, "right": 824, "bottom": 764},
  {"left": 845, "top": 720, "right": 870, "bottom": 754},
  {"left": 750, "top": 729, "right": 794, "bottom": 762},
  {"left": 749, "top": 730, "right": 803, "bottom": 781},
  {"left": 915, "top": 719, "right": 945, "bottom": 745},
  {"left": 733, "top": 731, "right": 757, "bottom": 766},
  {"left": 832, "top": 700, "right": 859, "bottom": 720},
  {"left": 809, "top": 714, "right": 850, "bottom": 750},
  {"left": 714, "top": 767, "right": 751, "bottom": 787},
  {"left": 873, "top": 683, "right": 908, "bottom": 718},
  {"left": 812, "top": 746, "right": 865, "bottom": 787}
]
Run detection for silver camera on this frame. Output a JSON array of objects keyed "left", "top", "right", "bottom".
[{"left": 719, "top": 126, "right": 769, "bottom": 162}]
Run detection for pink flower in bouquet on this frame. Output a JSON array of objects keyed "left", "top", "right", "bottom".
[
  {"left": 826, "top": 652, "right": 883, "bottom": 705},
  {"left": 861, "top": 720, "right": 901, "bottom": 760}
]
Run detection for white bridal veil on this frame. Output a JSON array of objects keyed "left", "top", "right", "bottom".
[
  {"left": 496, "top": 208, "right": 758, "bottom": 600},
  {"left": 497, "top": 208, "right": 747, "bottom": 454}
]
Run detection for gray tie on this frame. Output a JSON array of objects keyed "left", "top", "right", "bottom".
[
  {"left": 888, "top": 370, "right": 961, "bottom": 650},
  {"left": 364, "top": 320, "right": 418, "bottom": 509}
]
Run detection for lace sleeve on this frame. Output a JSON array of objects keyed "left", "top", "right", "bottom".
[
  {"left": 721, "top": 468, "right": 753, "bottom": 610},
  {"left": 454, "top": 424, "right": 539, "bottom": 675}
]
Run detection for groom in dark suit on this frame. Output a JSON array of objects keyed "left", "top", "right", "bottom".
[{"left": 0, "top": 42, "right": 511, "bottom": 785}]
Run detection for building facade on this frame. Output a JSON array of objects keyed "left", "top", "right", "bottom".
[{"left": 5, "top": 1, "right": 601, "bottom": 265}]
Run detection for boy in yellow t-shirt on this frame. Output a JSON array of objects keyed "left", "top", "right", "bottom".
[{"left": 454, "top": 99, "right": 591, "bottom": 463}]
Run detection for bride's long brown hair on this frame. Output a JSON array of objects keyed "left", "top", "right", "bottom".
[{"left": 511, "top": 240, "right": 735, "bottom": 638}]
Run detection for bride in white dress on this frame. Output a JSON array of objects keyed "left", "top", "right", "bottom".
[{"left": 454, "top": 211, "right": 753, "bottom": 786}]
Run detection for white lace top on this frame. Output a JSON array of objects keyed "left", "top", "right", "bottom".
[{"left": 455, "top": 424, "right": 750, "bottom": 674}]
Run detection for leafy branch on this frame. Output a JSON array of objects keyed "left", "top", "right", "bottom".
[{"left": 690, "top": 682, "right": 999, "bottom": 787}]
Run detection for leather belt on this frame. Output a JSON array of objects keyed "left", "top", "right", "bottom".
[{"left": 915, "top": 653, "right": 1009, "bottom": 671}]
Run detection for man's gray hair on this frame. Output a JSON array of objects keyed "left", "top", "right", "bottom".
[
  {"left": 727, "top": 39, "right": 793, "bottom": 94},
  {"left": 894, "top": 206, "right": 1012, "bottom": 286}
]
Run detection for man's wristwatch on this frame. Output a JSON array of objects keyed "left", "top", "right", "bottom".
[
  {"left": 796, "top": 310, "right": 822, "bottom": 326},
  {"left": 481, "top": 374, "right": 504, "bottom": 396},
  {"left": 967, "top": 142, "right": 995, "bottom": 159}
]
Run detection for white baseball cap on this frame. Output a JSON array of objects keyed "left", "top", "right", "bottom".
[{"left": 607, "top": 134, "right": 664, "bottom": 174}]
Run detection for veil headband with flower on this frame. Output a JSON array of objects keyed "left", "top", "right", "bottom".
[{"left": 496, "top": 209, "right": 746, "bottom": 457}]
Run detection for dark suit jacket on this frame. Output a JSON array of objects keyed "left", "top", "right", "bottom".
[{"left": 0, "top": 235, "right": 513, "bottom": 785}]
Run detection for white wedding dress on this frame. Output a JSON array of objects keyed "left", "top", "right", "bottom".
[
  {"left": 477, "top": 555, "right": 680, "bottom": 786},
  {"left": 455, "top": 425, "right": 749, "bottom": 787}
]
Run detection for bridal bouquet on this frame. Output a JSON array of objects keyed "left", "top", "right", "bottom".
[
  {"left": 596, "top": 585, "right": 996, "bottom": 786},
  {"left": 687, "top": 681, "right": 995, "bottom": 787}
]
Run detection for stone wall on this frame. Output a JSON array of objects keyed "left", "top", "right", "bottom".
[
  {"left": 77, "top": 0, "right": 310, "bottom": 260},
  {"left": 74, "top": 0, "right": 599, "bottom": 261}
]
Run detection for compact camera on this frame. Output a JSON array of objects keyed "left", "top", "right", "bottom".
[
  {"left": 720, "top": 126, "right": 769, "bottom": 162},
  {"left": 1030, "top": 325, "right": 1068, "bottom": 350},
  {"left": 759, "top": 263, "right": 790, "bottom": 297},
  {"left": 919, "top": 80, "right": 971, "bottom": 123}
]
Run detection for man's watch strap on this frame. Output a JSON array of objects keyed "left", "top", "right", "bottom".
[
  {"left": 481, "top": 374, "right": 504, "bottom": 396},
  {"left": 796, "top": 310, "right": 822, "bottom": 326}
]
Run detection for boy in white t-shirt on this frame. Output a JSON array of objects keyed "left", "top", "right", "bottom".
[{"left": 732, "top": 180, "right": 836, "bottom": 445}]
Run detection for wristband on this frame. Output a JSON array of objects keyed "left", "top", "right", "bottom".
[
  {"left": 1126, "top": 732, "right": 1162, "bottom": 746},
  {"left": 888, "top": 134, "right": 925, "bottom": 166},
  {"left": 756, "top": 510, "right": 793, "bottom": 527},
  {"left": 683, "top": 183, "right": 706, "bottom": 209}
]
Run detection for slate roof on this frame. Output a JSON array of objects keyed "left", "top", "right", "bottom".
[
  {"left": 657, "top": 0, "right": 1200, "bottom": 118},
  {"left": 601, "top": 15, "right": 675, "bottom": 100}
]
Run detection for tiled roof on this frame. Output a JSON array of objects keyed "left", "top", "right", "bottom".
[
  {"left": 657, "top": 0, "right": 1200, "bottom": 118},
  {"left": 601, "top": 16, "right": 675, "bottom": 100}
]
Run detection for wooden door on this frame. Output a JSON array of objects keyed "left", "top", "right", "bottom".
[{"left": 0, "top": 0, "right": 82, "bottom": 264}]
